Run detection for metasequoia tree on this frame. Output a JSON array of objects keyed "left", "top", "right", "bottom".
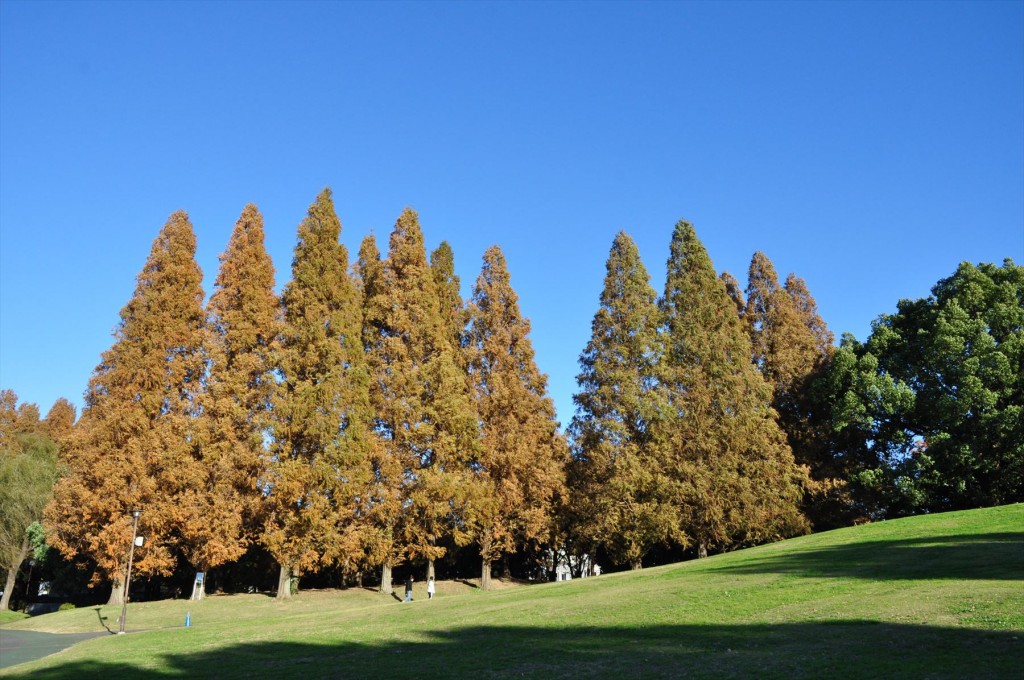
[
  {"left": 0, "top": 390, "right": 17, "bottom": 451},
  {"left": 467, "top": 246, "right": 568, "bottom": 589},
  {"left": 744, "top": 253, "right": 834, "bottom": 399},
  {"left": 657, "top": 221, "right": 807, "bottom": 559},
  {"left": 42, "top": 398, "right": 77, "bottom": 444},
  {"left": 361, "top": 210, "right": 481, "bottom": 591},
  {"left": 743, "top": 253, "right": 839, "bottom": 527},
  {"left": 182, "top": 204, "right": 280, "bottom": 599},
  {"left": 356, "top": 233, "right": 401, "bottom": 592},
  {"left": 46, "top": 211, "right": 208, "bottom": 604},
  {"left": 431, "top": 242, "right": 470, "bottom": 368},
  {"left": 265, "top": 189, "right": 372, "bottom": 599},
  {"left": 785, "top": 274, "right": 835, "bottom": 360},
  {"left": 568, "top": 232, "right": 677, "bottom": 570},
  {"left": 720, "top": 272, "right": 745, "bottom": 317},
  {"left": 1, "top": 393, "right": 61, "bottom": 610},
  {"left": 428, "top": 241, "right": 484, "bottom": 579}
]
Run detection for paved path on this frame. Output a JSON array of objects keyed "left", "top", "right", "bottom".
[{"left": 0, "top": 629, "right": 108, "bottom": 669}]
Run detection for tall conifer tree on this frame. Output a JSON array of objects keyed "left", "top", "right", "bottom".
[
  {"left": 42, "top": 398, "right": 76, "bottom": 444},
  {"left": 428, "top": 241, "right": 483, "bottom": 579},
  {"left": 720, "top": 272, "right": 746, "bottom": 318},
  {"left": 569, "top": 232, "right": 677, "bottom": 570},
  {"left": 182, "top": 204, "right": 280, "bottom": 598},
  {"left": 744, "top": 253, "right": 831, "bottom": 392},
  {"left": 356, "top": 233, "right": 401, "bottom": 593},
  {"left": 0, "top": 390, "right": 18, "bottom": 451},
  {"left": 47, "top": 211, "right": 208, "bottom": 603},
  {"left": 785, "top": 274, "right": 835, "bottom": 360},
  {"left": 266, "top": 189, "right": 371, "bottom": 599},
  {"left": 362, "top": 210, "right": 481, "bottom": 590},
  {"left": 658, "top": 222, "right": 807, "bottom": 558},
  {"left": 744, "top": 253, "right": 840, "bottom": 528},
  {"left": 467, "top": 246, "right": 568, "bottom": 589},
  {"left": 431, "top": 242, "right": 469, "bottom": 367}
]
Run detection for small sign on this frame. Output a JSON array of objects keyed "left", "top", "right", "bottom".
[
  {"left": 134, "top": 536, "right": 145, "bottom": 547},
  {"left": 195, "top": 572, "right": 205, "bottom": 584}
]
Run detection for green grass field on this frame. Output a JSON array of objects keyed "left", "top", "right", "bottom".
[
  {"left": 2, "top": 504, "right": 1022, "bottom": 678},
  {"left": 0, "top": 611, "right": 27, "bottom": 626}
]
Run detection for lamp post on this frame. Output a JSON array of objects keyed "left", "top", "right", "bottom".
[
  {"left": 117, "top": 509, "right": 142, "bottom": 635},
  {"left": 24, "top": 559, "right": 35, "bottom": 598}
]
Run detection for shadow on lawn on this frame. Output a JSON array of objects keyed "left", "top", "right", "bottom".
[
  {"left": 712, "top": 532, "right": 1024, "bottom": 582},
  {"left": 6, "top": 620, "right": 1021, "bottom": 679}
]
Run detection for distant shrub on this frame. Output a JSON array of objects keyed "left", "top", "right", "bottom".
[{"left": 58, "top": 603, "right": 76, "bottom": 611}]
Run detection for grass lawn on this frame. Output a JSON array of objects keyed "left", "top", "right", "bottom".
[
  {"left": 1, "top": 504, "right": 1021, "bottom": 678},
  {"left": 0, "top": 611, "right": 27, "bottom": 626}
]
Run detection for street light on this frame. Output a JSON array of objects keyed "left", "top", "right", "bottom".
[
  {"left": 24, "top": 559, "right": 35, "bottom": 597},
  {"left": 117, "top": 509, "right": 142, "bottom": 635}
]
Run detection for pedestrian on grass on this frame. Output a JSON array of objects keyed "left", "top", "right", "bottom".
[
  {"left": 405, "top": 575, "right": 413, "bottom": 602},
  {"left": 427, "top": 576, "right": 435, "bottom": 600}
]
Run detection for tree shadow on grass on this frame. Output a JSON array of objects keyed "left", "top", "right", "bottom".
[
  {"left": 4, "top": 621, "right": 1020, "bottom": 679},
  {"left": 712, "top": 532, "right": 1024, "bottom": 582}
]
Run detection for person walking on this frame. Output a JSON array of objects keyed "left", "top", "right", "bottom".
[
  {"left": 405, "top": 575, "right": 413, "bottom": 602},
  {"left": 427, "top": 576, "right": 435, "bottom": 600}
]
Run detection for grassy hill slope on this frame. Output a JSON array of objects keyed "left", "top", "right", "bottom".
[{"left": 2, "top": 504, "right": 1022, "bottom": 678}]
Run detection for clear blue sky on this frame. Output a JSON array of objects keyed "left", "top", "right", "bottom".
[{"left": 2, "top": 0, "right": 1022, "bottom": 428}]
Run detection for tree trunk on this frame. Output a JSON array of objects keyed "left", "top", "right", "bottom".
[
  {"left": 426, "top": 559, "right": 435, "bottom": 582},
  {"left": 631, "top": 560, "right": 642, "bottom": 571},
  {"left": 356, "top": 570, "right": 363, "bottom": 588},
  {"left": 379, "top": 563, "right": 393, "bottom": 595},
  {"left": 698, "top": 542, "right": 708, "bottom": 559},
  {"left": 481, "top": 557, "right": 493, "bottom": 591},
  {"left": 1, "top": 567, "right": 16, "bottom": 611},
  {"left": 276, "top": 564, "right": 292, "bottom": 600},
  {"left": 107, "top": 577, "right": 125, "bottom": 606},
  {"left": 502, "top": 554, "right": 511, "bottom": 580},
  {"left": 1, "top": 536, "right": 29, "bottom": 610}
]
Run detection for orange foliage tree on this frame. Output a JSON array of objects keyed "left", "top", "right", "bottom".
[
  {"left": 265, "top": 190, "right": 373, "bottom": 599},
  {"left": 47, "top": 211, "right": 208, "bottom": 604},
  {"left": 467, "top": 246, "right": 568, "bottom": 589}
]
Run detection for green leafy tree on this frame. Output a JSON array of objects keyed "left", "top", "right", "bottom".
[
  {"left": 812, "top": 334, "right": 915, "bottom": 519},
  {"left": 857, "top": 259, "right": 1023, "bottom": 513},
  {"left": 467, "top": 246, "right": 568, "bottom": 588},
  {"left": 46, "top": 211, "right": 208, "bottom": 604},
  {"left": 657, "top": 221, "right": 808, "bottom": 558},
  {"left": 266, "top": 189, "right": 372, "bottom": 599},
  {"left": 1, "top": 393, "right": 61, "bottom": 610},
  {"left": 568, "top": 232, "right": 677, "bottom": 570}
]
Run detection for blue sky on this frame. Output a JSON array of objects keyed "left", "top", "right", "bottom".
[{"left": 1, "top": 1, "right": 1022, "bottom": 428}]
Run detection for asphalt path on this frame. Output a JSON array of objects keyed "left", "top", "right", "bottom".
[{"left": 0, "top": 629, "right": 109, "bottom": 669}]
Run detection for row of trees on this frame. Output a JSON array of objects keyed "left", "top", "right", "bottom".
[
  {"left": 564, "top": 237, "right": 1022, "bottom": 572},
  {"left": 564, "top": 230, "right": 813, "bottom": 571},
  {"left": 40, "top": 190, "right": 568, "bottom": 603},
  {"left": 3, "top": 189, "right": 1020, "bottom": 607}
]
